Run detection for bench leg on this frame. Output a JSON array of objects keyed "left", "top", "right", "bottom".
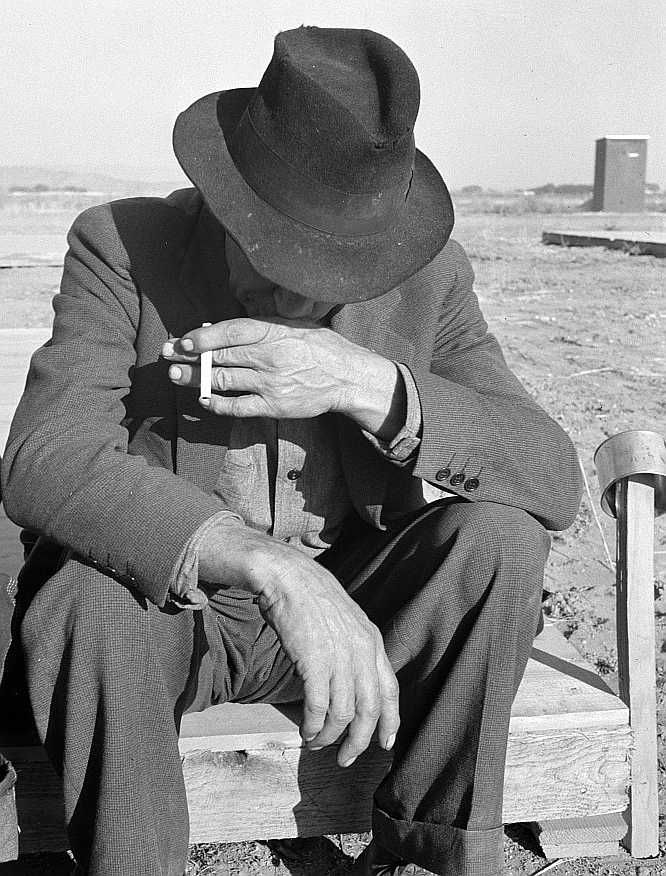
[{"left": 616, "top": 477, "right": 659, "bottom": 858}]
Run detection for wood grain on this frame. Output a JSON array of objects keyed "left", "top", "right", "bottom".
[{"left": 616, "top": 476, "right": 659, "bottom": 857}]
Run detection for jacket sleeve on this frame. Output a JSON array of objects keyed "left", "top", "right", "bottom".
[
  {"left": 408, "top": 240, "right": 583, "bottom": 531},
  {"left": 0, "top": 205, "right": 239, "bottom": 606}
]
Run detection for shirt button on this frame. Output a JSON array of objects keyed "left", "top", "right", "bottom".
[
  {"left": 286, "top": 469, "right": 302, "bottom": 481},
  {"left": 435, "top": 468, "right": 450, "bottom": 482},
  {"left": 464, "top": 477, "right": 480, "bottom": 492},
  {"left": 450, "top": 472, "right": 466, "bottom": 486}
]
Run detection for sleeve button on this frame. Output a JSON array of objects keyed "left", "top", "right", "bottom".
[
  {"left": 435, "top": 468, "right": 450, "bottom": 481},
  {"left": 450, "top": 473, "right": 466, "bottom": 486},
  {"left": 286, "top": 469, "right": 302, "bottom": 481},
  {"left": 464, "top": 477, "right": 480, "bottom": 492}
]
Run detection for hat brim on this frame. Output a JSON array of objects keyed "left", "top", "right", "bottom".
[{"left": 173, "top": 89, "right": 454, "bottom": 303}]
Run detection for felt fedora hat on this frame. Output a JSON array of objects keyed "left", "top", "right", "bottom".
[{"left": 173, "top": 26, "right": 454, "bottom": 303}]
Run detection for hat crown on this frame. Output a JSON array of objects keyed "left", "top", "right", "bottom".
[{"left": 247, "top": 27, "right": 420, "bottom": 192}]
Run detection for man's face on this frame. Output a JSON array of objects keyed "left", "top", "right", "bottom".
[{"left": 225, "top": 236, "right": 334, "bottom": 322}]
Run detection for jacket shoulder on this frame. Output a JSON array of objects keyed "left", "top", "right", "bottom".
[
  {"left": 404, "top": 237, "right": 472, "bottom": 303},
  {"left": 67, "top": 187, "right": 203, "bottom": 272},
  {"left": 429, "top": 237, "right": 472, "bottom": 274}
]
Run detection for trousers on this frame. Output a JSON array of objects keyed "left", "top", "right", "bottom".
[{"left": 14, "top": 498, "right": 549, "bottom": 876}]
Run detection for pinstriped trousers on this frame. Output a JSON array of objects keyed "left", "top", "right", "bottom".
[{"left": 15, "top": 498, "right": 549, "bottom": 876}]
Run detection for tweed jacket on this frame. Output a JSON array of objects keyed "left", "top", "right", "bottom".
[{"left": 1, "top": 189, "right": 582, "bottom": 607}]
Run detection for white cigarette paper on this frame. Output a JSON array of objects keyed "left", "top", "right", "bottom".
[{"left": 199, "top": 322, "right": 212, "bottom": 400}]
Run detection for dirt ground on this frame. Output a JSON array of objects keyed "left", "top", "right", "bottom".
[{"left": 0, "top": 192, "right": 664, "bottom": 875}]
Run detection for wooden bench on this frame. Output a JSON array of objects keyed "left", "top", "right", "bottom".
[
  {"left": 2, "top": 429, "right": 664, "bottom": 863},
  {"left": 0, "top": 619, "right": 632, "bottom": 861}
]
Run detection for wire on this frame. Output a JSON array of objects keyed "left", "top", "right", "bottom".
[{"left": 578, "top": 454, "right": 615, "bottom": 571}]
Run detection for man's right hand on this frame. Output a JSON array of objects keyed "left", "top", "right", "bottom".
[{"left": 198, "top": 526, "right": 400, "bottom": 767}]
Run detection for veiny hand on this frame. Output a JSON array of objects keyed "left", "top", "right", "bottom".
[
  {"left": 199, "top": 526, "right": 401, "bottom": 767},
  {"left": 161, "top": 318, "right": 400, "bottom": 436}
]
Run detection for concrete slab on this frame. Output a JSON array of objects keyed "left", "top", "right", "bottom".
[{"left": 542, "top": 229, "right": 666, "bottom": 257}]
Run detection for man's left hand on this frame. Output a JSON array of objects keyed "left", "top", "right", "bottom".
[{"left": 162, "top": 318, "right": 403, "bottom": 438}]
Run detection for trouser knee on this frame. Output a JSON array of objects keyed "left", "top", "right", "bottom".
[
  {"left": 400, "top": 501, "right": 551, "bottom": 647},
  {"left": 19, "top": 560, "right": 198, "bottom": 726},
  {"left": 428, "top": 499, "right": 550, "bottom": 596},
  {"left": 20, "top": 560, "right": 151, "bottom": 665}
]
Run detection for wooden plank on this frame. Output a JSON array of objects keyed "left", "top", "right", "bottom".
[
  {"left": 184, "top": 744, "right": 390, "bottom": 843},
  {"left": 616, "top": 477, "right": 659, "bottom": 857},
  {"left": 6, "top": 721, "right": 630, "bottom": 851},
  {"left": 531, "top": 813, "right": 627, "bottom": 859},
  {"left": 542, "top": 230, "right": 666, "bottom": 257},
  {"left": 510, "top": 623, "right": 628, "bottom": 732},
  {"left": 0, "top": 770, "right": 19, "bottom": 862},
  {"left": 184, "top": 724, "right": 630, "bottom": 841},
  {"left": 502, "top": 726, "right": 630, "bottom": 823},
  {"left": 180, "top": 702, "right": 302, "bottom": 753},
  {"left": 179, "top": 625, "right": 629, "bottom": 746},
  {"left": 6, "top": 621, "right": 632, "bottom": 852},
  {"left": 2, "top": 747, "right": 67, "bottom": 854}
]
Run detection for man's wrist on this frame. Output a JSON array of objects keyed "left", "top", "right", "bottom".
[
  {"left": 341, "top": 350, "right": 406, "bottom": 440},
  {"left": 198, "top": 522, "right": 289, "bottom": 601}
]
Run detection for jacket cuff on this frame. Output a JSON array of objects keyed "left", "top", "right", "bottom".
[
  {"left": 362, "top": 362, "right": 422, "bottom": 464},
  {"left": 166, "top": 510, "right": 245, "bottom": 604}
]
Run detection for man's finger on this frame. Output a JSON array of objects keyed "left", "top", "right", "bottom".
[
  {"left": 161, "top": 339, "right": 199, "bottom": 362},
  {"left": 182, "top": 318, "right": 273, "bottom": 353},
  {"left": 300, "top": 676, "right": 330, "bottom": 743},
  {"left": 167, "top": 363, "right": 200, "bottom": 385},
  {"left": 201, "top": 393, "right": 271, "bottom": 418},
  {"left": 168, "top": 364, "right": 263, "bottom": 395},
  {"left": 376, "top": 650, "right": 401, "bottom": 751},
  {"left": 307, "top": 673, "right": 356, "bottom": 750},
  {"left": 336, "top": 676, "right": 381, "bottom": 767}
]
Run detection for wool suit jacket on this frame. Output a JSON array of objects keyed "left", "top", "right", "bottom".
[{"left": 1, "top": 189, "right": 582, "bottom": 607}]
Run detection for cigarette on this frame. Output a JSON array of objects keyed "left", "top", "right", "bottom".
[{"left": 199, "top": 322, "right": 212, "bottom": 400}]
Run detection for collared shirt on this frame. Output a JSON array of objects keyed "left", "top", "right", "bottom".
[{"left": 171, "top": 362, "right": 423, "bottom": 594}]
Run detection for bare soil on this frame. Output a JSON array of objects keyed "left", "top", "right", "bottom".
[{"left": 0, "top": 194, "right": 664, "bottom": 876}]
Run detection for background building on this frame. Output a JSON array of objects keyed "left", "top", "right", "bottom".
[{"left": 592, "top": 136, "right": 648, "bottom": 212}]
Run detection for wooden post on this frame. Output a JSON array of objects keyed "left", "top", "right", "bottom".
[{"left": 615, "top": 475, "right": 659, "bottom": 857}]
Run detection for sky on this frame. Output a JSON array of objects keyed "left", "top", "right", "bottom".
[{"left": 3, "top": 0, "right": 665, "bottom": 190}]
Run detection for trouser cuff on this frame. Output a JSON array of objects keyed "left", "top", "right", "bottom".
[
  {"left": 372, "top": 804, "right": 504, "bottom": 876},
  {"left": 0, "top": 753, "right": 19, "bottom": 861}
]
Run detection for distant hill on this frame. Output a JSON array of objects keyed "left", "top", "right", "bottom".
[{"left": 0, "top": 165, "right": 186, "bottom": 196}]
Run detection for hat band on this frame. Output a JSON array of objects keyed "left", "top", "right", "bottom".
[{"left": 228, "top": 109, "right": 413, "bottom": 236}]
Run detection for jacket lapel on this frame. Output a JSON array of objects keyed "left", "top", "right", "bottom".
[{"left": 172, "top": 206, "right": 241, "bottom": 492}]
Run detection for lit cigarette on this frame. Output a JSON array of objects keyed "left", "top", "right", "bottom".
[{"left": 199, "top": 322, "right": 212, "bottom": 400}]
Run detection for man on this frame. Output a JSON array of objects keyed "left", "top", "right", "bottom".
[{"left": 1, "top": 26, "right": 582, "bottom": 876}]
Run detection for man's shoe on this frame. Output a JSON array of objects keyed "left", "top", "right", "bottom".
[{"left": 349, "top": 840, "right": 438, "bottom": 876}]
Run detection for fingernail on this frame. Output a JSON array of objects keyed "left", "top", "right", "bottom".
[
  {"left": 384, "top": 733, "right": 396, "bottom": 750},
  {"left": 181, "top": 338, "right": 194, "bottom": 352},
  {"left": 199, "top": 397, "right": 210, "bottom": 407},
  {"left": 162, "top": 341, "right": 174, "bottom": 357},
  {"left": 303, "top": 734, "right": 316, "bottom": 743},
  {"left": 340, "top": 756, "right": 357, "bottom": 768},
  {"left": 169, "top": 365, "right": 181, "bottom": 380}
]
